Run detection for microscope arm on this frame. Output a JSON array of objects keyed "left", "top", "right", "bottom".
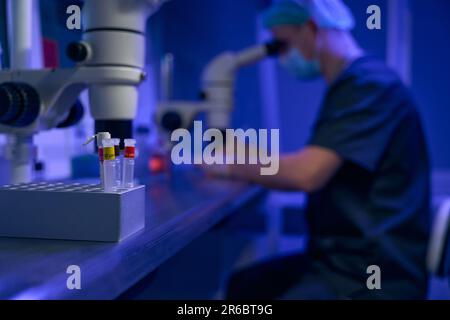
[
  {"left": 156, "top": 42, "right": 281, "bottom": 136},
  {"left": 0, "top": 66, "right": 143, "bottom": 135},
  {"left": 201, "top": 42, "right": 281, "bottom": 129},
  {"left": 202, "top": 44, "right": 270, "bottom": 86}
]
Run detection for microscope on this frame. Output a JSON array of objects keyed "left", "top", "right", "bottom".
[
  {"left": 0, "top": 0, "right": 169, "bottom": 183},
  {"left": 0, "top": 0, "right": 170, "bottom": 241},
  {"left": 155, "top": 41, "right": 282, "bottom": 144}
]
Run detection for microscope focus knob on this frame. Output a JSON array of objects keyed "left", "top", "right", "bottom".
[
  {"left": 161, "top": 111, "right": 183, "bottom": 132},
  {"left": 0, "top": 83, "right": 41, "bottom": 127},
  {"left": 0, "top": 83, "right": 22, "bottom": 123},
  {"left": 67, "top": 42, "right": 89, "bottom": 62},
  {"left": 57, "top": 100, "right": 85, "bottom": 128}
]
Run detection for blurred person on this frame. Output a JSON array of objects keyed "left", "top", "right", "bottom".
[{"left": 206, "top": 0, "right": 431, "bottom": 300}]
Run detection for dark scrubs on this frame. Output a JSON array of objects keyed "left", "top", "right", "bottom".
[{"left": 227, "top": 56, "right": 431, "bottom": 300}]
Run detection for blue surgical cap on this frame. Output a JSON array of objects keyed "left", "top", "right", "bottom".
[
  {"left": 263, "top": 0, "right": 355, "bottom": 31},
  {"left": 262, "top": 1, "right": 310, "bottom": 29}
]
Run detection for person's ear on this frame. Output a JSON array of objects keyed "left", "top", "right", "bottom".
[
  {"left": 305, "top": 20, "right": 319, "bottom": 37},
  {"left": 300, "top": 21, "right": 319, "bottom": 59}
]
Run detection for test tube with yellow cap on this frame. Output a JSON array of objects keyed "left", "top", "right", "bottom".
[
  {"left": 102, "top": 139, "right": 117, "bottom": 192},
  {"left": 83, "top": 132, "right": 111, "bottom": 188}
]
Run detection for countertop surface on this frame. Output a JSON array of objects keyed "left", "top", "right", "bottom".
[{"left": 0, "top": 169, "right": 263, "bottom": 299}]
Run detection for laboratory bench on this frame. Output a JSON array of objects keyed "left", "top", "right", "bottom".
[{"left": 0, "top": 169, "right": 265, "bottom": 300}]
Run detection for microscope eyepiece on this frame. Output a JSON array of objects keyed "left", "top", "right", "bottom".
[{"left": 265, "top": 40, "right": 286, "bottom": 57}]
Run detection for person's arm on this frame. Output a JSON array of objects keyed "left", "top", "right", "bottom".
[{"left": 206, "top": 146, "right": 343, "bottom": 193}]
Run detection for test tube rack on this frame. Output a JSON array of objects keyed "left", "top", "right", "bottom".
[{"left": 0, "top": 182, "right": 146, "bottom": 242}]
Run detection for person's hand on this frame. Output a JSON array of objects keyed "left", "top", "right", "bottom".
[
  {"left": 201, "top": 163, "right": 235, "bottom": 180},
  {"left": 200, "top": 136, "right": 261, "bottom": 180}
]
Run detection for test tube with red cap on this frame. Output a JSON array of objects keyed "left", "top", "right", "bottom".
[
  {"left": 113, "top": 138, "right": 122, "bottom": 187},
  {"left": 122, "top": 139, "right": 136, "bottom": 188}
]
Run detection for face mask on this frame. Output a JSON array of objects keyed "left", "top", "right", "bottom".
[{"left": 280, "top": 48, "right": 321, "bottom": 80}]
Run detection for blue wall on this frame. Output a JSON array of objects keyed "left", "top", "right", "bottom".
[
  {"left": 148, "top": 0, "right": 268, "bottom": 130},
  {"left": 411, "top": 0, "right": 450, "bottom": 169}
]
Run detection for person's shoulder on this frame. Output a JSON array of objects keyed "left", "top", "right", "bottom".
[
  {"left": 334, "top": 55, "right": 401, "bottom": 91},
  {"left": 326, "top": 55, "right": 412, "bottom": 107},
  {"left": 321, "top": 55, "right": 419, "bottom": 123}
]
